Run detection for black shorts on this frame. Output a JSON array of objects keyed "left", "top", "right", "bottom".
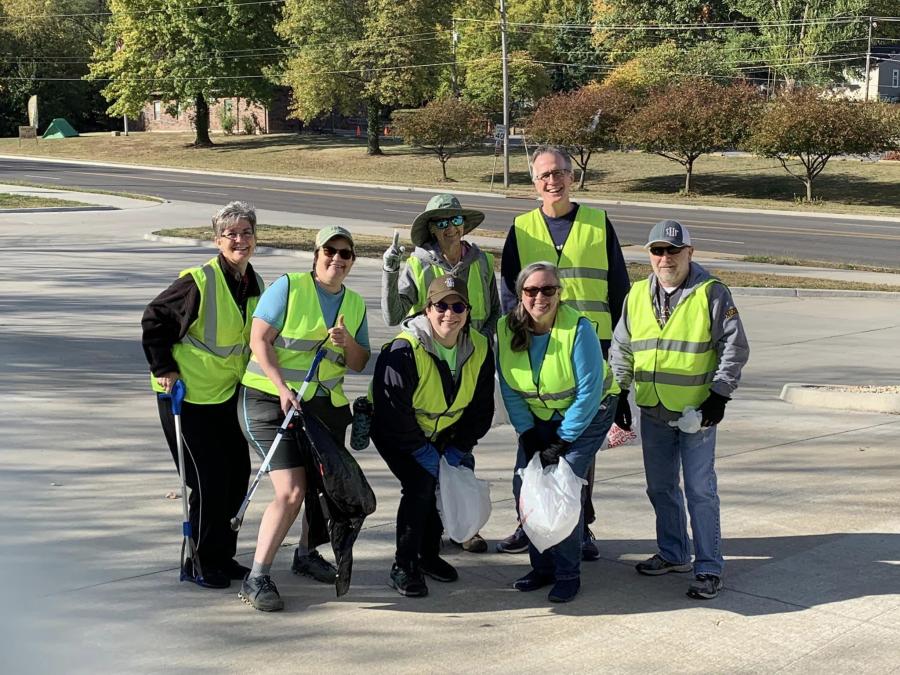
[{"left": 238, "top": 386, "right": 351, "bottom": 471}]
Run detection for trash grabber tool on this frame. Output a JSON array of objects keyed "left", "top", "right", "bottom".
[{"left": 231, "top": 347, "right": 327, "bottom": 532}]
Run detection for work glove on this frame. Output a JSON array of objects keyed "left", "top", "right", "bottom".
[
  {"left": 539, "top": 436, "right": 571, "bottom": 468},
  {"left": 698, "top": 391, "right": 730, "bottom": 427},
  {"left": 614, "top": 389, "right": 632, "bottom": 431},
  {"left": 520, "top": 427, "right": 543, "bottom": 461},
  {"left": 382, "top": 241, "right": 404, "bottom": 272},
  {"left": 443, "top": 445, "right": 474, "bottom": 470},
  {"left": 412, "top": 443, "right": 440, "bottom": 478}
]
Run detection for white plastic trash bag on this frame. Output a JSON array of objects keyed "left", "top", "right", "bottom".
[
  {"left": 517, "top": 454, "right": 587, "bottom": 553},
  {"left": 436, "top": 457, "right": 492, "bottom": 543}
]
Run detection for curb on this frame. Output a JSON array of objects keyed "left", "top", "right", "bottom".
[
  {"left": 780, "top": 383, "right": 900, "bottom": 414},
  {"left": 0, "top": 205, "right": 119, "bottom": 214}
]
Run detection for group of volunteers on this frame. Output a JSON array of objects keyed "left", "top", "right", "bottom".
[{"left": 142, "top": 144, "right": 749, "bottom": 612}]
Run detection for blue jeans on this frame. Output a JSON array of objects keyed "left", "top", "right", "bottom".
[
  {"left": 512, "top": 398, "right": 616, "bottom": 581},
  {"left": 640, "top": 413, "right": 723, "bottom": 576}
]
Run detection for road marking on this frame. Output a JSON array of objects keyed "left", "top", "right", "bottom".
[
  {"left": 181, "top": 189, "right": 227, "bottom": 196},
  {"left": 25, "top": 174, "right": 59, "bottom": 180},
  {"left": 383, "top": 209, "right": 418, "bottom": 214},
  {"left": 693, "top": 237, "right": 745, "bottom": 244}
]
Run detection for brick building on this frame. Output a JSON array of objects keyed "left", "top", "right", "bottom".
[{"left": 137, "top": 89, "right": 301, "bottom": 133}]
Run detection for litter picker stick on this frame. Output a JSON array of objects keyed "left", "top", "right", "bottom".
[{"left": 230, "top": 348, "right": 326, "bottom": 532}]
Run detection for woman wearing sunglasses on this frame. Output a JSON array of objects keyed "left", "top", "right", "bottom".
[
  {"left": 496, "top": 261, "right": 609, "bottom": 603},
  {"left": 371, "top": 275, "right": 495, "bottom": 598},
  {"left": 236, "top": 226, "right": 371, "bottom": 611}
]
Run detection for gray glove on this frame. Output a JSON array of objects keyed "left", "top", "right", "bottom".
[{"left": 383, "top": 231, "right": 405, "bottom": 272}]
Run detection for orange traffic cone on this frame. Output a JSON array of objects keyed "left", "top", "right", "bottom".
[
  {"left": 384, "top": 126, "right": 389, "bottom": 136},
  {"left": 356, "top": 125, "right": 361, "bottom": 137}
]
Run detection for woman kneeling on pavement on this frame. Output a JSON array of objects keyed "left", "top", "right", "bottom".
[
  {"left": 142, "top": 201, "right": 264, "bottom": 588},
  {"left": 237, "top": 226, "right": 370, "bottom": 611},
  {"left": 371, "top": 275, "right": 495, "bottom": 597},
  {"left": 497, "top": 262, "right": 615, "bottom": 603}
]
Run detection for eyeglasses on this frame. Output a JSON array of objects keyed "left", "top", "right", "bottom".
[
  {"left": 522, "top": 285, "right": 560, "bottom": 298},
  {"left": 220, "top": 229, "right": 255, "bottom": 241},
  {"left": 649, "top": 245, "right": 685, "bottom": 257},
  {"left": 430, "top": 301, "right": 469, "bottom": 314},
  {"left": 432, "top": 215, "right": 465, "bottom": 230},
  {"left": 534, "top": 169, "right": 571, "bottom": 182},
  {"left": 321, "top": 245, "right": 354, "bottom": 260}
]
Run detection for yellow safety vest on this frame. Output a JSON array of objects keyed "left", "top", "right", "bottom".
[
  {"left": 150, "top": 257, "right": 262, "bottom": 404},
  {"left": 393, "top": 329, "right": 488, "bottom": 440},
  {"left": 627, "top": 278, "right": 719, "bottom": 412},
  {"left": 406, "top": 251, "right": 494, "bottom": 333},
  {"left": 241, "top": 272, "right": 365, "bottom": 407}
]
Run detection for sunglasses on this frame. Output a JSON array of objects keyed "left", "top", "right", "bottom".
[
  {"left": 432, "top": 215, "right": 465, "bottom": 230},
  {"left": 649, "top": 245, "right": 685, "bottom": 257},
  {"left": 321, "top": 245, "right": 354, "bottom": 260},
  {"left": 430, "top": 301, "right": 469, "bottom": 314},
  {"left": 522, "top": 285, "right": 560, "bottom": 298}
]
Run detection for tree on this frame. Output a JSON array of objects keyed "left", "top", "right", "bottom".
[
  {"left": 746, "top": 89, "right": 900, "bottom": 202},
  {"left": 277, "top": 0, "right": 447, "bottom": 155},
  {"left": 89, "top": 0, "right": 278, "bottom": 146},
  {"left": 393, "top": 98, "right": 485, "bottom": 180},
  {"left": 618, "top": 79, "right": 761, "bottom": 194},
  {"left": 462, "top": 51, "right": 551, "bottom": 117},
  {"left": 528, "top": 83, "right": 639, "bottom": 189}
]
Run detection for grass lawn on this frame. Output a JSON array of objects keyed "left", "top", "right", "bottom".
[
  {"left": 4, "top": 132, "right": 900, "bottom": 216},
  {"left": 156, "top": 225, "right": 899, "bottom": 292},
  {"left": 0, "top": 193, "right": 88, "bottom": 209}
]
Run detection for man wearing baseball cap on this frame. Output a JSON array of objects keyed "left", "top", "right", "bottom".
[{"left": 610, "top": 219, "right": 749, "bottom": 599}]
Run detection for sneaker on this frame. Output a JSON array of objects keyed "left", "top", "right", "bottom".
[
  {"left": 460, "top": 533, "right": 488, "bottom": 553},
  {"left": 635, "top": 554, "right": 692, "bottom": 576},
  {"left": 238, "top": 574, "right": 284, "bottom": 611},
  {"left": 512, "top": 570, "right": 553, "bottom": 592},
  {"left": 548, "top": 578, "right": 581, "bottom": 603},
  {"left": 182, "top": 559, "right": 230, "bottom": 589},
  {"left": 389, "top": 563, "right": 428, "bottom": 597},
  {"left": 687, "top": 574, "right": 723, "bottom": 599},
  {"left": 291, "top": 548, "right": 337, "bottom": 583},
  {"left": 222, "top": 559, "right": 251, "bottom": 581},
  {"left": 419, "top": 555, "right": 458, "bottom": 582},
  {"left": 496, "top": 526, "right": 529, "bottom": 554},
  {"left": 582, "top": 527, "right": 601, "bottom": 562}
]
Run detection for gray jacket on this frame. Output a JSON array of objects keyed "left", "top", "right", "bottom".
[
  {"left": 381, "top": 241, "right": 501, "bottom": 339},
  {"left": 610, "top": 262, "right": 750, "bottom": 421}
]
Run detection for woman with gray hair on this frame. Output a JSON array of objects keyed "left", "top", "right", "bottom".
[
  {"left": 496, "top": 261, "right": 615, "bottom": 603},
  {"left": 142, "top": 201, "right": 264, "bottom": 589}
]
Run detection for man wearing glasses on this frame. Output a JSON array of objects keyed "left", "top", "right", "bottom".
[
  {"left": 610, "top": 220, "right": 749, "bottom": 600},
  {"left": 497, "top": 145, "right": 631, "bottom": 558}
]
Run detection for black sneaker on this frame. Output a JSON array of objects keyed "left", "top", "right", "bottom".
[
  {"left": 291, "top": 548, "right": 337, "bottom": 583},
  {"left": 496, "top": 526, "right": 529, "bottom": 554},
  {"left": 687, "top": 574, "right": 723, "bottom": 599},
  {"left": 238, "top": 574, "right": 284, "bottom": 611},
  {"left": 419, "top": 555, "right": 458, "bottom": 582},
  {"left": 222, "top": 559, "right": 251, "bottom": 581},
  {"left": 635, "top": 554, "right": 692, "bottom": 576},
  {"left": 582, "top": 527, "right": 601, "bottom": 562},
  {"left": 182, "top": 559, "right": 230, "bottom": 589},
  {"left": 389, "top": 563, "right": 428, "bottom": 597},
  {"left": 512, "top": 570, "right": 553, "bottom": 592},
  {"left": 548, "top": 578, "right": 581, "bottom": 603}
]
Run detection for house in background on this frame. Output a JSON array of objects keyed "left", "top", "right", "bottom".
[
  {"left": 839, "top": 46, "right": 900, "bottom": 102},
  {"left": 137, "top": 88, "right": 301, "bottom": 133}
]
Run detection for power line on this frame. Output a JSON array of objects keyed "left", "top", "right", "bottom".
[
  {"left": 454, "top": 15, "right": 864, "bottom": 31},
  {"left": 0, "top": 0, "right": 286, "bottom": 20}
]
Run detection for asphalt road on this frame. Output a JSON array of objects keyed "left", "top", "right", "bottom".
[{"left": 3, "top": 156, "right": 899, "bottom": 267}]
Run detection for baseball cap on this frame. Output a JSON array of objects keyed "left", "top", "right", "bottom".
[
  {"left": 645, "top": 220, "right": 692, "bottom": 249},
  {"left": 315, "top": 225, "right": 354, "bottom": 251},
  {"left": 426, "top": 275, "right": 469, "bottom": 305}
]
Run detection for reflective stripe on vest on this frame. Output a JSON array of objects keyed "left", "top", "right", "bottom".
[
  {"left": 240, "top": 272, "right": 365, "bottom": 407},
  {"left": 513, "top": 205, "right": 611, "bottom": 340},
  {"left": 394, "top": 329, "right": 488, "bottom": 440},
  {"left": 406, "top": 251, "right": 494, "bottom": 332},
  {"left": 627, "top": 277, "right": 718, "bottom": 412},
  {"left": 150, "top": 257, "right": 261, "bottom": 404}
]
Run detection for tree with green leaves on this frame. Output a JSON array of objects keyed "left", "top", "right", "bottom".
[
  {"left": 277, "top": 0, "right": 447, "bottom": 155},
  {"left": 393, "top": 97, "right": 485, "bottom": 180},
  {"left": 619, "top": 78, "right": 761, "bottom": 194},
  {"left": 746, "top": 89, "right": 899, "bottom": 202},
  {"left": 89, "top": 0, "right": 278, "bottom": 146},
  {"left": 462, "top": 51, "right": 551, "bottom": 117}
]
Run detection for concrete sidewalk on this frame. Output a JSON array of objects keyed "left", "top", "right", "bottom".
[
  {"left": 1, "top": 205, "right": 898, "bottom": 673},
  {"left": 0, "top": 182, "right": 163, "bottom": 210}
]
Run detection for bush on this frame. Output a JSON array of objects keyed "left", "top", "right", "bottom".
[
  {"left": 242, "top": 114, "right": 256, "bottom": 135},
  {"left": 218, "top": 106, "right": 235, "bottom": 135}
]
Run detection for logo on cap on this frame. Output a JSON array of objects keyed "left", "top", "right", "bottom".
[
  {"left": 665, "top": 226, "right": 679, "bottom": 238},
  {"left": 445, "top": 276, "right": 455, "bottom": 288}
]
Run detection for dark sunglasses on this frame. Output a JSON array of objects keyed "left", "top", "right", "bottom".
[
  {"left": 649, "top": 245, "right": 685, "bottom": 257},
  {"left": 432, "top": 215, "right": 465, "bottom": 230},
  {"left": 522, "top": 285, "right": 560, "bottom": 298},
  {"left": 321, "top": 245, "right": 354, "bottom": 260},
  {"left": 430, "top": 300, "right": 469, "bottom": 314}
]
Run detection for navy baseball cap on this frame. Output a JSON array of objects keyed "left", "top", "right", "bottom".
[{"left": 645, "top": 220, "right": 692, "bottom": 249}]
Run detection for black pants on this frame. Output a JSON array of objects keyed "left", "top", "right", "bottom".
[
  {"left": 157, "top": 392, "right": 250, "bottom": 570},
  {"left": 377, "top": 448, "right": 442, "bottom": 569}
]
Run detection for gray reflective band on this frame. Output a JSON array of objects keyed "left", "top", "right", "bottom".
[
  {"left": 182, "top": 334, "right": 243, "bottom": 358},
  {"left": 558, "top": 267, "right": 608, "bottom": 281},
  {"left": 417, "top": 408, "right": 462, "bottom": 421},
  {"left": 180, "top": 264, "right": 243, "bottom": 357},
  {"left": 322, "top": 349, "right": 346, "bottom": 367},
  {"left": 634, "top": 370, "right": 715, "bottom": 386},
  {"left": 274, "top": 336, "right": 321, "bottom": 351},
  {"left": 510, "top": 386, "right": 576, "bottom": 402},
  {"left": 245, "top": 362, "right": 342, "bottom": 391},
  {"left": 632, "top": 338, "right": 714, "bottom": 354},
  {"left": 566, "top": 299, "right": 610, "bottom": 314}
]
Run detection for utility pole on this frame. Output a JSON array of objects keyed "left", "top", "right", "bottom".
[
  {"left": 864, "top": 17, "right": 874, "bottom": 102},
  {"left": 499, "top": 0, "right": 510, "bottom": 188},
  {"left": 451, "top": 19, "right": 460, "bottom": 97}
]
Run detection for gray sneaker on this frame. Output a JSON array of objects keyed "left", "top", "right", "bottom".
[
  {"left": 238, "top": 574, "right": 284, "bottom": 612},
  {"left": 687, "top": 574, "right": 723, "bottom": 599},
  {"left": 635, "top": 554, "right": 692, "bottom": 576},
  {"left": 291, "top": 548, "right": 337, "bottom": 583}
]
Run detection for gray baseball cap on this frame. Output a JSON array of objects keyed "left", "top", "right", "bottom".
[{"left": 645, "top": 220, "right": 692, "bottom": 249}]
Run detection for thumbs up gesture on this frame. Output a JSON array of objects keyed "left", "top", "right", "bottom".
[{"left": 328, "top": 313, "right": 349, "bottom": 348}]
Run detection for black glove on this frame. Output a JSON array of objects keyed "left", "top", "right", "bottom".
[
  {"left": 520, "top": 427, "right": 543, "bottom": 461},
  {"left": 698, "top": 391, "right": 730, "bottom": 427},
  {"left": 539, "top": 437, "right": 571, "bottom": 468},
  {"left": 614, "top": 390, "right": 632, "bottom": 431}
]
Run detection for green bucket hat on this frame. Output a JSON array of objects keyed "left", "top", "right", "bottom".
[{"left": 410, "top": 194, "right": 485, "bottom": 248}]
